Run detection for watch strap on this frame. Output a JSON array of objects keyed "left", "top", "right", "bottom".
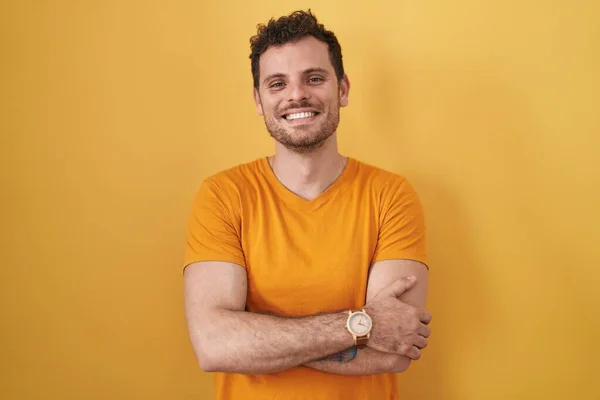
[{"left": 355, "top": 335, "right": 369, "bottom": 349}]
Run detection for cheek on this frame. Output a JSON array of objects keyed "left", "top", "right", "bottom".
[
  {"left": 267, "top": 107, "right": 281, "bottom": 120},
  {"left": 263, "top": 101, "right": 281, "bottom": 118},
  {"left": 323, "top": 93, "right": 340, "bottom": 109}
]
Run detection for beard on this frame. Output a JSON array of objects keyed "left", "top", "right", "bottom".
[{"left": 263, "top": 100, "right": 340, "bottom": 154}]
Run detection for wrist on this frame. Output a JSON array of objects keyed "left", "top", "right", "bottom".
[
  {"left": 338, "top": 310, "right": 357, "bottom": 348},
  {"left": 346, "top": 308, "right": 372, "bottom": 348}
]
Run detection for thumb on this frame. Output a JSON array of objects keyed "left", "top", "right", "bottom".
[{"left": 382, "top": 276, "right": 417, "bottom": 298}]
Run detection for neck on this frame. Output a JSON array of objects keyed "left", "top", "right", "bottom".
[{"left": 269, "top": 133, "right": 347, "bottom": 200}]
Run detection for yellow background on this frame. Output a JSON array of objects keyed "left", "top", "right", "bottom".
[{"left": 2, "top": 1, "right": 599, "bottom": 399}]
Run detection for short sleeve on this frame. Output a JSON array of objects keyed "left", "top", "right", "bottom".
[
  {"left": 183, "top": 178, "right": 246, "bottom": 271},
  {"left": 372, "top": 178, "right": 428, "bottom": 267}
]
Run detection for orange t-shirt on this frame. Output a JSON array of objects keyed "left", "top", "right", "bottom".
[{"left": 184, "top": 156, "right": 427, "bottom": 400}]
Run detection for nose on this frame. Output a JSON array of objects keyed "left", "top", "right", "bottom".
[{"left": 288, "top": 81, "right": 310, "bottom": 102}]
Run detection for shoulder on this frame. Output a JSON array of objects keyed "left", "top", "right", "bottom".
[
  {"left": 351, "top": 158, "right": 415, "bottom": 194},
  {"left": 202, "top": 157, "right": 266, "bottom": 193},
  {"left": 189, "top": 158, "right": 266, "bottom": 219}
]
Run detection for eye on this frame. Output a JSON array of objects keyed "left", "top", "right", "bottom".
[
  {"left": 269, "top": 82, "right": 285, "bottom": 88},
  {"left": 308, "top": 76, "right": 323, "bottom": 83}
]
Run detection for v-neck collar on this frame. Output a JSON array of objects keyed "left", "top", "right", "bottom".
[{"left": 259, "top": 156, "right": 357, "bottom": 212}]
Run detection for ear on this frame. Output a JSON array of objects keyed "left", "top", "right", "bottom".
[
  {"left": 339, "top": 74, "right": 350, "bottom": 107},
  {"left": 253, "top": 87, "right": 264, "bottom": 116}
]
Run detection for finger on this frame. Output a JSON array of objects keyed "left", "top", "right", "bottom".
[
  {"left": 413, "top": 335, "right": 428, "bottom": 349},
  {"left": 420, "top": 310, "right": 432, "bottom": 325},
  {"left": 385, "top": 276, "right": 417, "bottom": 298},
  {"left": 407, "top": 346, "right": 421, "bottom": 360},
  {"left": 418, "top": 324, "right": 431, "bottom": 338}
]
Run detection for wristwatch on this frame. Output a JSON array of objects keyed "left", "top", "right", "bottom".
[{"left": 346, "top": 308, "right": 372, "bottom": 349}]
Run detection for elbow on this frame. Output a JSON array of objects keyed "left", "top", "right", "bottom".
[
  {"left": 196, "top": 341, "right": 243, "bottom": 373},
  {"left": 197, "top": 350, "right": 218, "bottom": 373},
  {"left": 199, "top": 359, "right": 219, "bottom": 373},
  {"left": 390, "top": 356, "right": 411, "bottom": 373},
  {"left": 196, "top": 343, "right": 228, "bottom": 373},
  {"left": 192, "top": 336, "right": 224, "bottom": 373},
  {"left": 189, "top": 322, "right": 230, "bottom": 372}
]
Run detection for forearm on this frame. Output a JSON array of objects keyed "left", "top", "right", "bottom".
[
  {"left": 193, "top": 308, "right": 354, "bottom": 374},
  {"left": 304, "top": 347, "right": 411, "bottom": 376}
]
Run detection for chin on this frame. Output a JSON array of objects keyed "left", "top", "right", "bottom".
[
  {"left": 267, "top": 120, "right": 336, "bottom": 151},
  {"left": 284, "top": 142, "right": 326, "bottom": 154},
  {"left": 284, "top": 135, "right": 332, "bottom": 153}
]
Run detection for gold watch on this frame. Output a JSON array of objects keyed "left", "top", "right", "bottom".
[{"left": 346, "top": 308, "right": 372, "bottom": 349}]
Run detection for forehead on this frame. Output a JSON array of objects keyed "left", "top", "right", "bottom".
[{"left": 259, "top": 35, "right": 334, "bottom": 78}]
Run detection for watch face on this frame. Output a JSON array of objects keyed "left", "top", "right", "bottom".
[{"left": 348, "top": 312, "right": 372, "bottom": 335}]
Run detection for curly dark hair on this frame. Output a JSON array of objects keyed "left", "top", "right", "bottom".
[{"left": 249, "top": 10, "right": 344, "bottom": 89}]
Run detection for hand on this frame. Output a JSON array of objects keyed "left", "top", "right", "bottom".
[{"left": 364, "top": 276, "right": 432, "bottom": 360}]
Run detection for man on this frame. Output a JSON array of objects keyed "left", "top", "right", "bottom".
[{"left": 183, "top": 9, "right": 432, "bottom": 400}]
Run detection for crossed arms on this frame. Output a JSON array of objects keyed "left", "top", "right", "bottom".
[{"left": 183, "top": 258, "right": 431, "bottom": 376}]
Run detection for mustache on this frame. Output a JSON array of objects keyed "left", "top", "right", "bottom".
[{"left": 279, "top": 101, "right": 321, "bottom": 114}]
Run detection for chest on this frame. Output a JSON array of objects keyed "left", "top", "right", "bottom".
[{"left": 240, "top": 199, "right": 380, "bottom": 316}]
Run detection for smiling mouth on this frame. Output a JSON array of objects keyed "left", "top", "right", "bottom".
[{"left": 282, "top": 111, "right": 320, "bottom": 121}]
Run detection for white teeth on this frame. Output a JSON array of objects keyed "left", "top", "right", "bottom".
[{"left": 285, "top": 111, "right": 316, "bottom": 120}]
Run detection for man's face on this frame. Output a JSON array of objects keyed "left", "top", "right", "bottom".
[{"left": 253, "top": 35, "right": 350, "bottom": 153}]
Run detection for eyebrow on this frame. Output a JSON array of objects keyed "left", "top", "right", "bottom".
[{"left": 262, "top": 67, "right": 331, "bottom": 86}]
